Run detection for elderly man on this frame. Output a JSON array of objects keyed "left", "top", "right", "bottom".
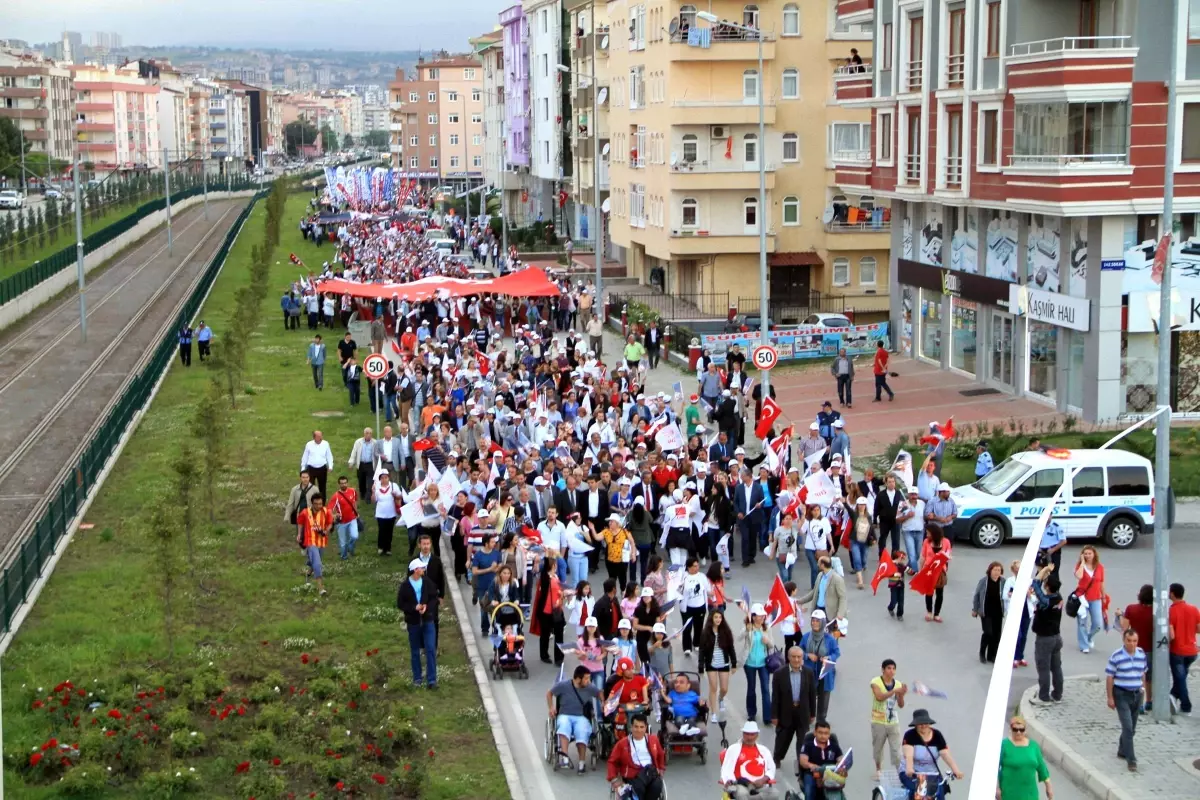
[
  {"left": 770, "top": 646, "right": 818, "bottom": 767},
  {"left": 720, "top": 721, "right": 779, "bottom": 800},
  {"left": 301, "top": 430, "right": 334, "bottom": 497},
  {"left": 831, "top": 348, "right": 854, "bottom": 408},
  {"left": 347, "top": 427, "right": 379, "bottom": 498},
  {"left": 796, "top": 556, "right": 848, "bottom": 631},
  {"left": 924, "top": 482, "right": 958, "bottom": 529}
]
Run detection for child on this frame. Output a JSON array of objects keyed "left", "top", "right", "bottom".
[
  {"left": 620, "top": 583, "right": 640, "bottom": 620},
  {"left": 612, "top": 618, "right": 639, "bottom": 670},
  {"left": 499, "top": 625, "right": 525, "bottom": 664},
  {"left": 779, "top": 581, "right": 801, "bottom": 652},
  {"left": 706, "top": 561, "right": 727, "bottom": 613},
  {"left": 887, "top": 550, "right": 908, "bottom": 621},
  {"left": 568, "top": 580, "right": 596, "bottom": 638},
  {"left": 661, "top": 672, "right": 704, "bottom": 737},
  {"left": 577, "top": 615, "right": 606, "bottom": 691},
  {"left": 647, "top": 622, "right": 673, "bottom": 678}
]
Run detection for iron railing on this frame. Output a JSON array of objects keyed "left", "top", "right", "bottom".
[
  {"left": 737, "top": 292, "right": 891, "bottom": 325},
  {"left": 0, "top": 192, "right": 265, "bottom": 635},
  {"left": 608, "top": 289, "right": 731, "bottom": 322}
]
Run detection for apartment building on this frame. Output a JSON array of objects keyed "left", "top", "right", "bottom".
[
  {"left": 389, "top": 56, "right": 485, "bottom": 188},
  {"left": 0, "top": 49, "right": 75, "bottom": 165},
  {"left": 475, "top": 29, "right": 530, "bottom": 223},
  {"left": 186, "top": 81, "right": 212, "bottom": 170},
  {"left": 566, "top": 0, "right": 612, "bottom": 250},
  {"left": 526, "top": 0, "right": 573, "bottom": 229},
  {"left": 201, "top": 80, "right": 250, "bottom": 166},
  {"left": 837, "top": 0, "right": 1200, "bottom": 420},
  {"left": 71, "top": 64, "right": 162, "bottom": 176},
  {"left": 500, "top": 4, "right": 535, "bottom": 220},
  {"left": 363, "top": 104, "right": 389, "bottom": 135}
]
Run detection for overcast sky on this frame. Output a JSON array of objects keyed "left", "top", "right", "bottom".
[{"left": 1, "top": 0, "right": 505, "bottom": 51}]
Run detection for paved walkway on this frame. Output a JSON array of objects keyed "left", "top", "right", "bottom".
[{"left": 1022, "top": 673, "right": 1200, "bottom": 800}]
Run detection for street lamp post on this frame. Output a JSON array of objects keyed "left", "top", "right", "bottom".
[
  {"left": 698, "top": 10, "right": 769, "bottom": 397},
  {"left": 163, "top": 146, "right": 173, "bottom": 256}
]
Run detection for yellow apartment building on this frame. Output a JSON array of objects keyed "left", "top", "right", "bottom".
[{"left": 600, "top": 0, "right": 888, "bottom": 318}]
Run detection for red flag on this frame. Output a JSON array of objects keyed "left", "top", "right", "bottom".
[
  {"left": 1152, "top": 233, "right": 1171, "bottom": 286},
  {"left": 478, "top": 352, "right": 491, "bottom": 377},
  {"left": 413, "top": 438, "right": 437, "bottom": 452},
  {"left": 756, "top": 396, "right": 783, "bottom": 439},
  {"left": 765, "top": 575, "right": 794, "bottom": 628},
  {"left": 871, "top": 551, "right": 896, "bottom": 595},
  {"left": 521, "top": 524, "right": 542, "bottom": 545},
  {"left": 909, "top": 552, "right": 950, "bottom": 596},
  {"left": 782, "top": 493, "right": 804, "bottom": 519},
  {"left": 918, "top": 418, "right": 956, "bottom": 449}
]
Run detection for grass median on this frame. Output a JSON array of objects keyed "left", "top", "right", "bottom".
[{"left": 1, "top": 192, "right": 508, "bottom": 799}]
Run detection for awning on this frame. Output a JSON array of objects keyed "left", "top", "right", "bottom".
[
  {"left": 314, "top": 267, "right": 562, "bottom": 301},
  {"left": 769, "top": 251, "right": 824, "bottom": 267}
]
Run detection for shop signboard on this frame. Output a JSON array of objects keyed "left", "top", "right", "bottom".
[
  {"left": 701, "top": 323, "right": 889, "bottom": 365},
  {"left": 1126, "top": 290, "right": 1200, "bottom": 332},
  {"left": 1008, "top": 285, "right": 1091, "bottom": 332}
]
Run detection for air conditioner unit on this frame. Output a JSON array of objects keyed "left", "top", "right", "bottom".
[{"left": 710, "top": 126, "right": 727, "bottom": 139}]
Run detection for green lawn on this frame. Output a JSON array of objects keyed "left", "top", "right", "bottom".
[
  {"left": 1, "top": 192, "right": 508, "bottom": 799},
  {"left": 0, "top": 197, "right": 156, "bottom": 280}
]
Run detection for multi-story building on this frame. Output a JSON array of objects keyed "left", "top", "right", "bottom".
[
  {"left": 363, "top": 104, "right": 389, "bottom": 135},
  {"left": 71, "top": 64, "right": 161, "bottom": 176},
  {"left": 500, "top": 5, "right": 534, "bottom": 211},
  {"left": 0, "top": 49, "right": 75, "bottom": 167},
  {"left": 837, "top": 0, "right": 1200, "bottom": 420},
  {"left": 526, "top": 0, "right": 572, "bottom": 229},
  {"left": 566, "top": 0, "right": 611, "bottom": 254},
  {"left": 474, "top": 30, "right": 522, "bottom": 218},
  {"left": 201, "top": 80, "right": 250, "bottom": 169},
  {"left": 186, "top": 81, "right": 213, "bottom": 171},
  {"left": 389, "top": 56, "right": 485, "bottom": 188}
]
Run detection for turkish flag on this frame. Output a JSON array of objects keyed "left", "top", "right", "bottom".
[
  {"left": 413, "top": 438, "right": 437, "bottom": 452},
  {"left": 909, "top": 552, "right": 950, "bottom": 596},
  {"left": 871, "top": 550, "right": 896, "bottom": 595},
  {"left": 478, "top": 352, "right": 491, "bottom": 377},
  {"left": 521, "top": 524, "right": 542, "bottom": 545},
  {"left": 765, "top": 575, "right": 794, "bottom": 628},
  {"left": 756, "top": 396, "right": 783, "bottom": 439}
]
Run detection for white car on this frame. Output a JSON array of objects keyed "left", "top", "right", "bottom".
[
  {"left": 0, "top": 190, "right": 25, "bottom": 210},
  {"left": 800, "top": 313, "right": 854, "bottom": 329},
  {"left": 44, "top": 189, "right": 64, "bottom": 200}
]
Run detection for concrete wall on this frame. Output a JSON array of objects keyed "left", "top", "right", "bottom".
[{"left": 0, "top": 190, "right": 256, "bottom": 334}]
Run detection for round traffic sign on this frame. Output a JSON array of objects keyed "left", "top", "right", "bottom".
[
  {"left": 751, "top": 344, "right": 779, "bottom": 371},
  {"left": 363, "top": 353, "right": 389, "bottom": 380}
]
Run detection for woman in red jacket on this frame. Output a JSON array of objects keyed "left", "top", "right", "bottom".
[{"left": 607, "top": 714, "right": 666, "bottom": 800}]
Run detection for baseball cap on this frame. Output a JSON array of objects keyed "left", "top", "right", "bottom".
[
  {"left": 617, "top": 619, "right": 632, "bottom": 630},
  {"left": 750, "top": 603, "right": 766, "bottom": 616},
  {"left": 833, "top": 419, "right": 845, "bottom": 428},
  {"left": 809, "top": 422, "right": 820, "bottom": 431},
  {"left": 407, "top": 559, "right": 425, "bottom": 573},
  {"left": 938, "top": 481, "right": 952, "bottom": 492},
  {"left": 641, "top": 587, "right": 654, "bottom": 598},
  {"left": 584, "top": 616, "right": 599, "bottom": 627},
  {"left": 652, "top": 622, "right": 667, "bottom": 634},
  {"left": 689, "top": 394, "right": 699, "bottom": 403},
  {"left": 616, "top": 656, "right": 634, "bottom": 671}
]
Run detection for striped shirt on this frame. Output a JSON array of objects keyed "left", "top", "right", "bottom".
[{"left": 1105, "top": 646, "right": 1148, "bottom": 691}]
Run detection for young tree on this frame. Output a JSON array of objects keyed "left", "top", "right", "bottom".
[
  {"left": 173, "top": 444, "right": 199, "bottom": 575},
  {"left": 190, "top": 388, "right": 227, "bottom": 524},
  {"left": 34, "top": 206, "right": 45, "bottom": 249},
  {"left": 45, "top": 195, "right": 58, "bottom": 245},
  {"left": 149, "top": 499, "right": 180, "bottom": 660},
  {"left": 16, "top": 207, "right": 27, "bottom": 257}
]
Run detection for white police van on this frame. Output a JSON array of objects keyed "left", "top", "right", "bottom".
[{"left": 948, "top": 449, "right": 1154, "bottom": 550}]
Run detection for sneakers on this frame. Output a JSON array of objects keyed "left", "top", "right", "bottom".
[
  {"left": 1169, "top": 695, "right": 1181, "bottom": 714},
  {"left": 558, "top": 754, "right": 571, "bottom": 769},
  {"left": 1028, "top": 697, "right": 1051, "bottom": 706},
  {"left": 577, "top": 762, "right": 587, "bottom": 775},
  {"left": 719, "top": 698, "right": 727, "bottom": 714}
]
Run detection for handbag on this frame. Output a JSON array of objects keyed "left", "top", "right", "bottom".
[
  {"left": 765, "top": 647, "right": 785, "bottom": 674},
  {"left": 1066, "top": 572, "right": 1094, "bottom": 619}
]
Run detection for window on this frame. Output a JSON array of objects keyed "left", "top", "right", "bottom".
[
  {"left": 428, "top": 68, "right": 439, "bottom": 79},
  {"left": 782, "top": 133, "right": 798, "bottom": 161},
  {"left": 465, "top": 68, "right": 477, "bottom": 80},
  {"left": 544, "top": 141, "right": 550, "bottom": 162},
  {"left": 473, "top": 155, "right": 482, "bottom": 167},
  {"left": 832, "top": 258, "right": 850, "bottom": 286},
  {"left": 782, "top": 68, "right": 799, "bottom": 99},
  {"left": 448, "top": 91, "right": 459, "bottom": 103},
  {"left": 472, "top": 113, "right": 482, "bottom": 124},
  {"left": 427, "top": 114, "right": 438, "bottom": 124},
  {"left": 429, "top": 157, "right": 439, "bottom": 168},
  {"left": 744, "top": 133, "right": 758, "bottom": 163},
  {"left": 1013, "top": 101, "right": 1129, "bottom": 164},
  {"left": 782, "top": 196, "right": 800, "bottom": 225},
  {"left": 630, "top": 66, "right": 645, "bottom": 109},
  {"left": 410, "top": 135, "right": 419, "bottom": 146},
  {"left": 429, "top": 135, "right": 437, "bottom": 146},
  {"left": 541, "top": 8, "right": 549, "bottom": 32},
  {"left": 859, "top": 256, "right": 877, "bottom": 285},
  {"left": 1073, "top": 467, "right": 1105, "bottom": 498},
  {"left": 473, "top": 134, "right": 482, "bottom": 146},
  {"left": 542, "top": 54, "right": 549, "bottom": 76},
  {"left": 1007, "top": 469, "right": 1065, "bottom": 503},
  {"left": 450, "top": 156, "right": 460, "bottom": 168},
  {"left": 680, "top": 5, "right": 697, "bottom": 32},
  {"left": 1184, "top": 103, "right": 1200, "bottom": 162},
  {"left": 743, "top": 69, "right": 760, "bottom": 101},
  {"left": 409, "top": 156, "right": 419, "bottom": 168},
  {"left": 1108, "top": 466, "right": 1150, "bottom": 496},
  {"left": 681, "top": 197, "right": 698, "bottom": 227},
  {"left": 743, "top": 197, "right": 758, "bottom": 227},
  {"left": 882, "top": 23, "right": 893, "bottom": 70},
  {"left": 449, "top": 113, "right": 460, "bottom": 124},
  {"left": 472, "top": 89, "right": 481, "bottom": 102},
  {"left": 409, "top": 92, "right": 419, "bottom": 103},
  {"left": 986, "top": 1, "right": 1002, "bottom": 57},
  {"left": 782, "top": 3, "right": 799, "bottom": 35},
  {"left": 630, "top": 183, "right": 645, "bottom": 225},
  {"left": 450, "top": 134, "right": 460, "bottom": 146},
  {"left": 979, "top": 108, "right": 999, "bottom": 166},
  {"left": 428, "top": 91, "right": 436, "bottom": 103},
  {"left": 828, "top": 122, "right": 871, "bottom": 160},
  {"left": 681, "top": 133, "right": 698, "bottom": 163},
  {"left": 878, "top": 111, "right": 893, "bottom": 163},
  {"left": 743, "top": 4, "right": 759, "bottom": 29}
]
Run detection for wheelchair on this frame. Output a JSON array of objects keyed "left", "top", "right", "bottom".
[
  {"left": 543, "top": 698, "right": 600, "bottom": 773},
  {"left": 655, "top": 671, "right": 709, "bottom": 765}
]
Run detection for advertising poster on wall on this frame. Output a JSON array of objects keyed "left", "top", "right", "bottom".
[
  {"left": 1026, "top": 214, "right": 1062, "bottom": 292},
  {"left": 1067, "top": 217, "right": 1087, "bottom": 297},
  {"left": 920, "top": 205, "right": 944, "bottom": 266},
  {"left": 902, "top": 214, "right": 914, "bottom": 260},
  {"left": 985, "top": 210, "right": 1019, "bottom": 282},
  {"left": 1122, "top": 233, "right": 1200, "bottom": 294},
  {"left": 950, "top": 207, "right": 979, "bottom": 274},
  {"left": 702, "top": 323, "right": 890, "bottom": 365}
]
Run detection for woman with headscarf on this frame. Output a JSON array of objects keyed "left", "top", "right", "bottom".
[{"left": 799, "top": 609, "right": 841, "bottom": 722}]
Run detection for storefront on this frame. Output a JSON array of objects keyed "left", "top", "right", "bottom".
[{"left": 1009, "top": 284, "right": 1092, "bottom": 411}]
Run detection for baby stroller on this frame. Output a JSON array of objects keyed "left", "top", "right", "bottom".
[
  {"left": 656, "top": 671, "right": 709, "bottom": 764},
  {"left": 488, "top": 601, "right": 529, "bottom": 679}
]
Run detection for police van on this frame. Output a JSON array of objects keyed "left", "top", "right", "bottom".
[{"left": 948, "top": 448, "right": 1154, "bottom": 550}]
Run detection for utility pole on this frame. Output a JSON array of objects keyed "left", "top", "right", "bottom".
[
  {"left": 755, "top": 27, "right": 769, "bottom": 400},
  {"left": 592, "top": 17, "right": 603, "bottom": 313},
  {"left": 164, "top": 147, "right": 173, "bottom": 256},
  {"left": 258, "top": 148, "right": 264, "bottom": 192},
  {"left": 18, "top": 108, "right": 27, "bottom": 195},
  {"left": 73, "top": 150, "right": 86, "bottom": 342},
  {"left": 202, "top": 154, "right": 208, "bottom": 219},
  {"left": 1151, "top": 0, "right": 1180, "bottom": 725}
]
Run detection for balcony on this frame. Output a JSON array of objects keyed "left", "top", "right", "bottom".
[
  {"left": 1006, "top": 36, "right": 1137, "bottom": 93},
  {"left": 669, "top": 228, "right": 777, "bottom": 255},
  {"left": 824, "top": 213, "right": 891, "bottom": 250},
  {"left": 76, "top": 102, "right": 113, "bottom": 112},
  {"left": 389, "top": 144, "right": 404, "bottom": 154},
  {"left": 0, "top": 87, "right": 45, "bottom": 99},
  {"left": 944, "top": 155, "right": 963, "bottom": 188},
  {"left": 78, "top": 142, "right": 116, "bottom": 153},
  {"left": 825, "top": 218, "right": 890, "bottom": 234},
  {"left": 76, "top": 122, "right": 114, "bottom": 132},
  {"left": 836, "top": 0, "right": 874, "bottom": 24},
  {"left": 671, "top": 98, "right": 777, "bottom": 126},
  {"left": 833, "top": 64, "right": 872, "bottom": 103},
  {"left": 905, "top": 60, "right": 923, "bottom": 92},
  {"left": 945, "top": 53, "right": 965, "bottom": 89},
  {"left": 902, "top": 154, "right": 922, "bottom": 185},
  {"left": 390, "top": 101, "right": 404, "bottom": 110},
  {"left": 211, "top": 121, "right": 227, "bottom": 129},
  {"left": 211, "top": 136, "right": 228, "bottom": 144},
  {"left": 829, "top": 149, "right": 872, "bottom": 166},
  {"left": 668, "top": 160, "right": 777, "bottom": 191},
  {"left": 1006, "top": 152, "right": 1129, "bottom": 170},
  {"left": 209, "top": 106, "right": 225, "bottom": 114},
  {"left": 390, "top": 122, "right": 404, "bottom": 132},
  {"left": 0, "top": 107, "right": 47, "bottom": 119},
  {"left": 668, "top": 27, "right": 776, "bottom": 62}
]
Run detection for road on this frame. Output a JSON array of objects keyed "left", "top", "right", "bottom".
[
  {"left": 0, "top": 198, "right": 248, "bottom": 568},
  {"left": 476, "top": 330, "right": 1195, "bottom": 800}
]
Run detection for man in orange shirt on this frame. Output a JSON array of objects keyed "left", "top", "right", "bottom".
[
  {"left": 1168, "top": 583, "right": 1199, "bottom": 714},
  {"left": 872, "top": 341, "right": 895, "bottom": 402},
  {"left": 297, "top": 494, "right": 333, "bottom": 596}
]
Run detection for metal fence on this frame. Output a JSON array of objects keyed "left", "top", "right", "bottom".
[
  {"left": 607, "top": 289, "right": 731, "bottom": 322},
  {"left": 0, "top": 191, "right": 265, "bottom": 636},
  {"left": 736, "top": 292, "right": 891, "bottom": 324},
  {"left": 0, "top": 178, "right": 260, "bottom": 307}
]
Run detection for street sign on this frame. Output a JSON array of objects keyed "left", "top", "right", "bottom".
[
  {"left": 363, "top": 353, "right": 388, "bottom": 380},
  {"left": 751, "top": 344, "right": 779, "bottom": 371}
]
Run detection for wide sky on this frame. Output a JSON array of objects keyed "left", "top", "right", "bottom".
[{"left": 1, "top": 0, "right": 505, "bottom": 51}]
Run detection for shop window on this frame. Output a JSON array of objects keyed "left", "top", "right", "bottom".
[
  {"left": 832, "top": 257, "right": 850, "bottom": 286},
  {"left": 950, "top": 298, "right": 977, "bottom": 375}
]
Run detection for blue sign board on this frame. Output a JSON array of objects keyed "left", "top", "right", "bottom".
[{"left": 1100, "top": 259, "right": 1126, "bottom": 271}]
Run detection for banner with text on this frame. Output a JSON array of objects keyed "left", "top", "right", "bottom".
[{"left": 702, "top": 323, "right": 889, "bottom": 365}]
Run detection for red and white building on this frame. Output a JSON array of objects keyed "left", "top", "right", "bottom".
[
  {"left": 71, "top": 64, "right": 162, "bottom": 176},
  {"left": 836, "top": 0, "right": 1200, "bottom": 420}
]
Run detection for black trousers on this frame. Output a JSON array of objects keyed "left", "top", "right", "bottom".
[
  {"left": 874, "top": 372, "right": 894, "bottom": 400},
  {"left": 376, "top": 517, "right": 396, "bottom": 555},
  {"left": 925, "top": 588, "right": 945, "bottom": 616},
  {"left": 877, "top": 519, "right": 898, "bottom": 557},
  {"left": 605, "top": 559, "right": 628, "bottom": 592},
  {"left": 308, "top": 311, "right": 319, "bottom": 329},
  {"left": 198, "top": 340, "right": 211, "bottom": 360},
  {"left": 287, "top": 313, "right": 299, "bottom": 329},
  {"left": 836, "top": 374, "right": 853, "bottom": 405},
  {"left": 451, "top": 534, "right": 468, "bottom": 580},
  {"left": 647, "top": 345, "right": 660, "bottom": 369},
  {"left": 538, "top": 610, "right": 565, "bottom": 663},
  {"left": 680, "top": 606, "right": 706, "bottom": 652},
  {"left": 306, "top": 464, "right": 328, "bottom": 498},
  {"left": 179, "top": 343, "right": 191, "bottom": 366},
  {"left": 347, "top": 379, "right": 361, "bottom": 405},
  {"left": 420, "top": 524, "right": 441, "bottom": 558},
  {"left": 356, "top": 462, "right": 374, "bottom": 499},
  {"left": 625, "top": 769, "right": 664, "bottom": 800},
  {"left": 980, "top": 617, "right": 1001, "bottom": 662},
  {"left": 772, "top": 719, "right": 808, "bottom": 766}
]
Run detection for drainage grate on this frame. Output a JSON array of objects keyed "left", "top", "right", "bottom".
[{"left": 959, "top": 388, "right": 1002, "bottom": 397}]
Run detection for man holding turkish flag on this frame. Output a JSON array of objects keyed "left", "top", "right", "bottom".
[{"left": 756, "top": 396, "right": 783, "bottom": 439}]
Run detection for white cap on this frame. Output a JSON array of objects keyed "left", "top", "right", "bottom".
[
  {"left": 584, "top": 616, "right": 599, "bottom": 627},
  {"left": 641, "top": 587, "right": 654, "bottom": 598},
  {"left": 750, "top": 603, "right": 766, "bottom": 617},
  {"left": 833, "top": 419, "right": 845, "bottom": 429},
  {"left": 855, "top": 496, "right": 868, "bottom": 505},
  {"left": 696, "top": 424, "right": 706, "bottom": 433},
  {"left": 608, "top": 512, "right": 624, "bottom": 522},
  {"left": 742, "top": 721, "right": 760, "bottom": 734},
  {"left": 534, "top": 476, "right": 548, "bottom": 487},
  {"left": 809, "top": 422, "right": 820, "bottom": 431},
  {"left": 685, "top": 481, "right": 697, "bottom": 491},
  {"left": 938, "top": 481, "right": 952, "bottom": 492},
  {"left": 696, "top": 461, "right": 708, "bottom": 472},
  {"left": 672, "top": 489, "right": 683, "bottom": 502},
  {"left": 811, "top": 609, "right": 827, "bottom": 620},
  {"left": 634, "top": 495, "right": 645, "bottom": 505},
  {"left": 408, "top": 558, "right": 426, "bottom": 573},
  {"left": 734, "top": 447, "right": 746, "bottom": 455},
  {"left": 722, "top": 389, "right": 732, "bottom": 397},
  {"left": 618, "top": 618, "right": 632, "bottom": 630},
  {"left": 652, "top": 622, "right": 667, "bottom": 634}
]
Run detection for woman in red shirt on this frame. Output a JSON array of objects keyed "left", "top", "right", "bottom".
[
  {"left": 607, "top": 715, "right": 666, "bottom": 800},
  {"left": 1073, "top": 545, "right": 1106, "bottom": 653}
]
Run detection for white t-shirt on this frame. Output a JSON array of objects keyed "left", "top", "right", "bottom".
[
  {"left": 374, "top": 483, "right": 401, "bottom": 519},
  {"left": 682, "top": 572, "right": 711, "bottom": 609},
  {"left": 629, "top": 736, "right": 653, "bottom": 766},
  {"left": 804, "top": 519, "right": 832, "bottom": 551}
]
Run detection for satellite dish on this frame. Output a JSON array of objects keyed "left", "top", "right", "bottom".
[
  {"left": 669, "top": 17, "right": 680, "bottom": 36},
  {"left": 601, "top": 198, "right": 611, "bottom": 213},
  {"left": 600, "top": 35, "right": 609, "bottom": 50},
  {"left": 601, "top": 142, "right": 611, "bottom": 156},
  {"left": 821, "top": 206, "right": 835, "bottom": 224},
  {"left": 598, "top": 87, "right": 608, "bottom": 105}
]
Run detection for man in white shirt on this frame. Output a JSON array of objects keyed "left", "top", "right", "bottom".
[
  {"left": 537, "top": 507, "right": 569, "bottom": 583},
  {"left": 898, "top": 487, "right": 926, "bottom": 567},
  {"left": 720, "top": 721, "right": 779, "bottom": 799},
  {"left": 301, "top": 430, "right": 335, "bottom": 497},
  {"left": 347, "top": 427, "right": 380, "bottom": 499}
]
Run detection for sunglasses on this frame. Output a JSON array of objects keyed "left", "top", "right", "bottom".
[{"left": 1010, "top": 727, "right": 1026, "bottom": 733}]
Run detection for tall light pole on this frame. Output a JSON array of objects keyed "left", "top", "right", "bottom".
[
  {"left": 698, "top": 11, "right": 769, "bottom": 395},
  {"left": 72, "top": 148, "right": 86, "bottom": 342},
  {"left": 163, "top": 146, "right": 173, "bottom": 256}
]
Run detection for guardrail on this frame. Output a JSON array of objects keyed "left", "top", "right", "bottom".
[
  {"left": 0, "top": 191, "right": 265, "bottom": 636},
  {"left": 1008, "top": 35, "right": 1132, "bottom": 58},
  {"left": 1007, "top": 152, "right": 1128, "bottom": 168}
]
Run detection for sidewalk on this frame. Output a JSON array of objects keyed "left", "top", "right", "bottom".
[{"left": 1021, "top": 673, "right": 1200, "bottom": 800}]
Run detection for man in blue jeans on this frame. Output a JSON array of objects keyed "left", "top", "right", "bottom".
[
  {"left": 397, "top": 558, "right": 440, "bottom": 689},
  {"left": 1105, "top": 628, "right": 1148, "bottom": 771},
  {"left": 1168, "top": 582, "right": 1199, "bottom": 714}
]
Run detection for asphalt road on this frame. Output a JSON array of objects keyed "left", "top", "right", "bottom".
[{"left": 473, "top": 332, "right": 1197, "bottom": 800}]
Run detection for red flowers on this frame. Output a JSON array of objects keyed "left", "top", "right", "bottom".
[
  {"left": 235, "top": 760, "right": 251, "bottom": 774},
  {"left": 300, "top": 653, "right": 310, "bottom": 664},
  {"left": 136, "top": 691, "right": 147, "bottom": 699},
  {"left": 427, "top": 747, "right": 436, "bottom": 758},
  {"left": 31, "top": 700, "right": 43, "bottom": 709},
  {"left": 272, "top": 757, "right": 281, "bottom": 766},
  {"left": 29, "top": 752, "right": 43, "bottom": 767},
  {"left": 107, "top": 709, "right": 122, "bottom": 719},
  {"left": 359, "top": 682, "right": 369, "bottom": 691},
  {"left": 372, "top": 773, "right": 387, "bottom": 784},
  {"left": 335, "top": 781, "right": 345, "bottom": 791},
  {"left": 104, "top": 730, "right": 117, "bottom": 737},
  {"left": 237, "top": 705, "right": 247, "bottom": 716},
  {"left": 365, "top": 648, "right": 380, "bottom": 657},
  {"left": 404, "top": 763, "right": 412, "bottom": 772},
  {"left": 42, "top": 738, "right": 58, "bottom": 750}
]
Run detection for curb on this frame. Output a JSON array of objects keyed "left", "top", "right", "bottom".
[
  {"left": 1019, "top": 676, "right": 1130, "bottom": 800},
  {"left": 437, "top": 545, "right": 527, "bottom": 800}
]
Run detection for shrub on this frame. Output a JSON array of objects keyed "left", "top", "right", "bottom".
[{"left": 169, "top": 730, "right": 207, "bottom": 757}]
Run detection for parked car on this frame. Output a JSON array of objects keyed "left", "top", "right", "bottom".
[
  {"left": 0, "top": 190, "right": 25, "bottom": 210},
  {"left": 800, "top": 313, "right": 854, "bottom": 329},
  {"left": 723, "top": 314, "right": 775, "bottom": 334},
  {"left": 44, "top": 189, "right": 64, "bottom": 200}
]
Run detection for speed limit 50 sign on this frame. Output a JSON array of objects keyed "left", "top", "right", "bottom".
[
  {"left": 750, "top": 344, "right": 779, "bottom": 371},
  {"left": 363, "top": 353, "right": 389, "bottom": 380}
]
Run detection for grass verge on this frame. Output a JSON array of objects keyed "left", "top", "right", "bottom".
[
  {"left": 0, "top": 198, "right": 157, "bottom": 280},
  {"left": 1, "top": 192, "right": 508, "bottom": 799}
]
